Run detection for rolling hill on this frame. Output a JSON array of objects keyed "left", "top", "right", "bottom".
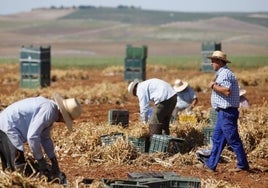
[{"left": 0, "top": 7, "right": 267, "bottom": 58}]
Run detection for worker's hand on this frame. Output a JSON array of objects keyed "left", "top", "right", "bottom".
[
  {"left": 37, "top": 158, "right": 48, "bottom": 173},
  {"left": 50, "top": 156, "right": 60, "bottom": 175}
]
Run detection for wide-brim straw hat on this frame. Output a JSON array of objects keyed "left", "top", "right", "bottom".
[
  {"left": 128, "top": 79, "right": 140, "bottom": 96},
  {"left": 173, "top": 79, "right": 188, "bottom": 92},
  {"left": 239, "top": 89, "right": 247, "bottom": 96},
  {"left": 207, "top": 50, "right": 231, "bottom": 63},
  {"left": 53, "top": 92, "right": 82, "bottom": 131}
]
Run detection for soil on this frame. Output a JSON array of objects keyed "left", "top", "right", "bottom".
[
  {"left": 1, "top": 66, "right": 267, "bottom": 188},
  {"left": 0, "top": 9, "right": 267, "bottom": 188}
]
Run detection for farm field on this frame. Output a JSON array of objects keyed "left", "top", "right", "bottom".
[{"left": 0, "top": 7, "right": 267, "bottom": 188}]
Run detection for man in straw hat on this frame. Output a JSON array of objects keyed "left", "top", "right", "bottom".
[
  {"left": 196, "top": 50, "right": 249, "bottom": 172},
  {"left": 128, "top": 78, "right": 177, "bottom": 137},
  {"left": 171, "top": 79, "right": 198, "bottom": 122},
  {"left": 0, "top": 92, "right": 81, "bottom": 179}
]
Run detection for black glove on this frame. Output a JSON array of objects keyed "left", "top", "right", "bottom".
[
  {"left": 37, "top": 158, "right": 48, "bottom": 173},
  {"left": 50, "top": 156, "right": 60, "bottom": 175}
]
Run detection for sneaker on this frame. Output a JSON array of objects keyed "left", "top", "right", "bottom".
[
  {"left": 196, "top": 149, "right": 211, "bottom": 157},
  {"left": 195, "top": 163, "right": 214, "bottom": 172}
]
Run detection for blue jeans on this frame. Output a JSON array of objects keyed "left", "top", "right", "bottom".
[{"left": 205, "top": 107, "right": 249, "bottom": 170}]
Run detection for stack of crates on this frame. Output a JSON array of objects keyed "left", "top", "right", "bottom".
[
  {"left": 201, "top": 41, "right": 221, "bottom": 72},
  {"left": 124, "top": 45, "right": 147, "bottom": 81},
  {"left": 108, "top": 109, "right": 129, "bottom": 127},
  {"left": 19, "top": 45, "right": 51, "bottom": 88},
  {"left": 149, "top": 135, "right": 185, "bottom": 154}
]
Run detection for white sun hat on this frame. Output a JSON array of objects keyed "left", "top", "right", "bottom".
[
  {"left": 173, "top": 79, "right": 188, "bottom": 92},
  {"left": 127, "top": 79, "right": 140, "bottom": 96},
  {"left": 53, "top": 92, "right": 82, "bottom": 131},
  {"left": 239, "top": 89, "right": 247, "bottom": 96}
]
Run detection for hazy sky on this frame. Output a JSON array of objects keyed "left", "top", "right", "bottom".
[{"left": 1, "top": 0, "right": 268, "bottom": 15}]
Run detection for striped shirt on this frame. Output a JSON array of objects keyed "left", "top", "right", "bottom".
[{"left": 211, "top": 66, "right": 240, "bottom": 109}]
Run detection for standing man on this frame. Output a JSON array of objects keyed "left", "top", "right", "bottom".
[
  {"left": 196, "top": 50, "right": 249, "bottom": 172},
  {"left": 128, "top": 78, "right": 177, "bottom": 137},
  {"left": 0, "top": 92, "right": 82, "bottom": 178}
]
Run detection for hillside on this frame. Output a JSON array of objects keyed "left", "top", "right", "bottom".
[{"left": 0, "top": 7, "right": 268, "bottom": 58}]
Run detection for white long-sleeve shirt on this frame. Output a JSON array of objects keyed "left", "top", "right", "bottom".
[
  {"left": 136, "top": 78, "right": 176, "bottom": 122},
  {"left": 0, "top": 96, "right": 59, "bottom": 160}
]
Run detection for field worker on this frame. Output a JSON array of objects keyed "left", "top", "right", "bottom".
[
  {"left": 128, "top": 78, "right": 177, "bottom": 137},
  {"left": 171, "top": 79, "right": 198, "bottom": 122},
  {"left": 0, "top": 92, "right": 82, "bottom": 177},
  {"left": 196, "top": 50, "right": 249, "bottom": 172},
  {"left": 239, "top": 89, "right": 250, "bottom": 108}
]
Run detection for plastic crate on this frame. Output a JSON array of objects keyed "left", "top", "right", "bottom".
[
  {"left": 209, "top": 108, "right": 218, "bottom": 127},
  {"left": 202, "top": 126, "right": 214, "bottom": 146},
  {"left": 100, "top": 133, "right": 124, "bottom": 146},
  {"left": 201, "top": 41, "right": 221, "bottom": 73},
  {"left": 140, "top": 179, "right": 170, "bottom": 188},
  {"left": 20, "top": 45, "right": 51, "bottom": 60},
  {"left": 108, "top": 109, "right": 129, "bottom": 127},
  {"left": 110, "top": 183, "right": 148, "bottom": 188},
  {"left": 178, "top": 114, "right": 197, "bottom": 124},
  {"left": 19, "top": 45, "right": 51, "bottom": 88},
  {"left": 126, "top": 45, "right": 147, "bottom": 59},
  {"left": 128, "top": 137, "right": 150, "bottom": 153},
  {"left": 124, "top": 70, "right": 146, "bottom": 81},
  {"left": 165, "top": 176, "right": 201, "bottom": 188},
  {"left": 114, "top": 178, "right": 169, "bottom": 188},
  {"left": 201, "top": 41, "right": 221, "bottom": 51},
  {"left": 149, "top": 135, "right": 185, "bottom": 154},
  {"left": 124, "top": 58, "right": 146, "bottom": 81}
]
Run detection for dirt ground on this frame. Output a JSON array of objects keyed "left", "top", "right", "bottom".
[
  {"left": 0, "top": 65, "right": 267, "bottom": 188},
  {"left": 0, "top": 9, "right": 267, "bottom": 188}
]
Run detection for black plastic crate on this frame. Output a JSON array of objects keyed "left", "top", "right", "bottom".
[
  {"left": 110, "top": 183, "right": 148, "bottom": 188},
  {"left": 164, "top": 176, "right": 201, "bottom": 188},
  {"left": 114, "top": 178, "right": 169, "bottom": 188},
  {"left": 128, "top": 137, "right": 150, "bottom": 153},
  {"left": 108, "top": 109, "right": 129, "bottom": 127},
  {"left": 149, "top": 135, "right": 185, "bottom": 154},
  {"left": 202, "top": 126, "right": 214, "bottom": 146},
  {"left": 100, "top": 133, "right": 124, "bottom": 146}
]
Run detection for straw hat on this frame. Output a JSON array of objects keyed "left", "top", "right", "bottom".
[
  {"left": 173, "top": 79, "right": 188, "bottom": 92},
  {"left": 207, "top": 50, "right": 231, "bottom": 63},
  {"left": 53, "top": 92, "right": 82, "bottom": 131},
  {"left": 128, "top": 79, "right": 140, "bottom": 96},
  {"left": 239, "top": 89, "right": 246, "bottom": 96}
]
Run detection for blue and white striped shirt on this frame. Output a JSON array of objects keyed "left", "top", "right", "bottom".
[{"left": 211, "top": 66, "right": 240, "bottom": 109}]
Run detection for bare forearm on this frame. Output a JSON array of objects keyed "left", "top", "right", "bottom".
[{"left": 210, "top": 82, "right": 230, "bottom": 96}]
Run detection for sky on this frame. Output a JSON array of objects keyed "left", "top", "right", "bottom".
[{"left": 1, "top": 0, "right": 268, "bottom": 15}]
